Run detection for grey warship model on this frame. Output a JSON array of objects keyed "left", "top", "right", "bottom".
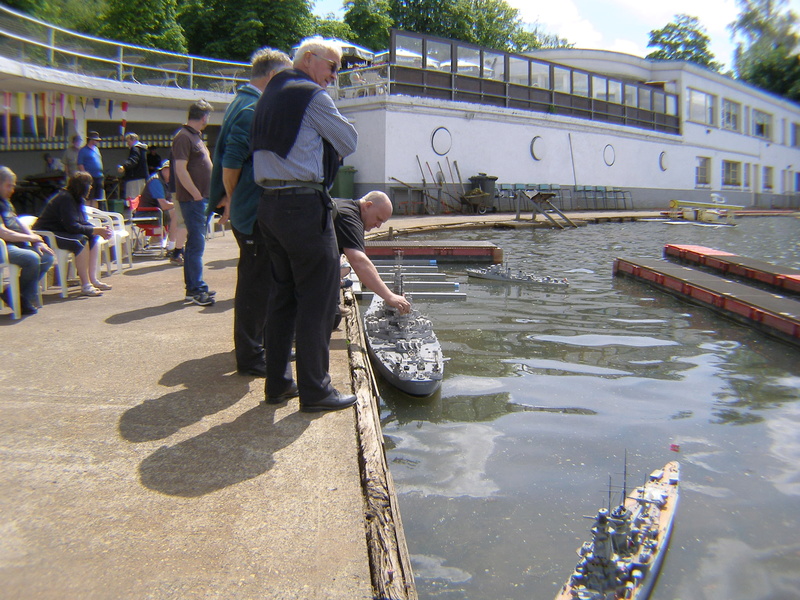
[
  {"left": 466, "top": 263, "right": 569, "bottom": 288},
  {"left": 363, "top": 265, "right": 444, "bottom": 396},
  {"left": 555, "top": 460, "right": 680, "bottom": 600}
]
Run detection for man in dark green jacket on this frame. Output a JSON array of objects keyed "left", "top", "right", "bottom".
[{"left": 209, "top": 48, "right": 291, "bottom": 377}]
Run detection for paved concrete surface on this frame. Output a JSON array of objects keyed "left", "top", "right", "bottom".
[
  {"left": 0, "top": 233, "right": 373, "bottom": 599},
  {"left": 0, "top": 209, "right": 667, "bottom": 599}
]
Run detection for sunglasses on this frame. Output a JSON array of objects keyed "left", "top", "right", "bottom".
[{"left": 310, "top": 52, "right": 340, "bottom": 75}]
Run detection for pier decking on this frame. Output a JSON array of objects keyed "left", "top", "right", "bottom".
[
  {"left": 614, "top": 255, "right": 800, "bottom": 346},
  {"left": 664, "top": 244, "right": 800, "bottom": 295}
]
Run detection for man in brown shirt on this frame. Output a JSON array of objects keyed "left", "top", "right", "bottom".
[{"left": 172, "top": 100, "right": 214, "bottom": 306}]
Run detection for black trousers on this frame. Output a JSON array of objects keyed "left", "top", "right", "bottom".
[
  {"left": 257, "top": 188, "right": 339, "bottom": 403},
  {"left": 232, "top": 225, "right": 269, "bottom": 371}
]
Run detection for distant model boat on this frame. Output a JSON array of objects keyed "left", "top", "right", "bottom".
[
  {"left": 555, "top": 461, "right": 680, "bottom": 600},
  {"left": 363, "top": 266, "right": 444, "bottom": 396},
  {"left": 466, "top": 263, "right": 569, "bottom": 287}
]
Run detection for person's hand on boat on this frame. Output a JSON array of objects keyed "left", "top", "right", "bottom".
[{"left": 387, "top": 293, "right": 411, "bottom": 314}]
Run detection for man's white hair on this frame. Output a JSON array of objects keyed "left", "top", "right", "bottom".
[{"left": 293, "top": 37, "right": 343, "bottom": 68}]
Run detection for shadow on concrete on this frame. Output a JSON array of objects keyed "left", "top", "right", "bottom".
[
  {"left": 138, "top": 405, "right": 310, "bottom": 497},
  {"left": 118, "top": 352, "right": 245, "bottom": 442},
  {"left": 207, "top": 258, "right": 238, "bottom": 271},
  {"left": 123, "top": 262, "right": 181, "bottom": 276},
  {"left": 105, "top": 300, "right": 189, "bottom": 324}
]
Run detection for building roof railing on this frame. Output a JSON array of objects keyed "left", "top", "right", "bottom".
[{"left": 0, "top": 4, "right": 248, "bottom": 92}]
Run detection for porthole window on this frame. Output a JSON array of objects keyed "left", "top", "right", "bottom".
[
  {"left": 659, "top": 151, "right": 668, "bottom": 171},
  {"left": 431, "top": 127, "right": 452, "bottom": 156},
  {"left": 530, "top": 136, "right": 544, "bottom": 161},
  {"left": 603, "top": 144, "right": 615, "bottom": 166}
]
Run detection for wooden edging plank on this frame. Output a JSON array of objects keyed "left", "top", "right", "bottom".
[{"left": 343, "top": 289, "right": 418, "bottom": 600}]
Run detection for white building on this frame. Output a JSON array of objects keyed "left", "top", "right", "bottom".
[{"left": 1, "top": 8, "right": 799, "bottom": 212}]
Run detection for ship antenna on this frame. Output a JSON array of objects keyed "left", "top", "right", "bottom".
[
  {"left": 622, "top": 449, "right": 628, "bottom": 502},
  {"left": 608, "top": 475, "right": 612, "bottom": 511}
]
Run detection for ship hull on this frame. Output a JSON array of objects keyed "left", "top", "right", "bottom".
[
  {"left": 466, "top": 267, "right": 569, "bottom": 287},
  {"left": 363, "top": 294, "right": 443, "bottom": 397},
  {"left": 555, "top": 461, "right": 680, "bottom": 600}
]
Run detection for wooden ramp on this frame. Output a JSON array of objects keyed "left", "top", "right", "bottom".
[
  {"left": 664, "top": 244, "right": 800, "bottom": 295},
  {"left": 614, "top": 257, "right": 800, "bottom": 347},
  {"left": 521, "top": 191, "right": 577, "bottom": 229}
]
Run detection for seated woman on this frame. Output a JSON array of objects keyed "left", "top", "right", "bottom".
[
  {"left": 0, "top": 166, "right": 56, "bottom": 315},
  {"left": 34, "top": 171, "right": 113, "bottom": 297},
  {"left": 136, "top": 160, "right": 186, "bottom": 265}
]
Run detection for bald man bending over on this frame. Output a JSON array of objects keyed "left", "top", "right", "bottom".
[{"left": 333, "top": 191, "right": 411, "bottom": 314}]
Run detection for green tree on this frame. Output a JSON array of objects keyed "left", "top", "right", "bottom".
[
  {"left": 646, "top": 14, "right": 722, "bottom": 71},
  {"left": 728, "top": 0, "right": 799, "bottom": 100},
  {"left": 315, "top": 14, "right": 356, "bottom": 41},
  {"left": 99, "top": 0, "right": 187, "bottom": 53},
  {"left": 344, "top": 0, "right": 393, "bottom": 51},
  {"left": 511, "top": 24, "right": 572, "bottom": 52},
  {"left": 177, "top": 0, "right": 314, "bottom": 59}
]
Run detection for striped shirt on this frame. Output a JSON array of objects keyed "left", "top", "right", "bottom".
[{"left": 253, "top": 91, "right": 357, "bottom": 186}]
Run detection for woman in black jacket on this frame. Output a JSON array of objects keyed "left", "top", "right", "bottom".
[{"left": 35, "top": 171, "right": 113, "bottom": 297}]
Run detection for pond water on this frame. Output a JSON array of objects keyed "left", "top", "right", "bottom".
[{"left": 373, "top": 217, "right": 800, "bottom": 600}]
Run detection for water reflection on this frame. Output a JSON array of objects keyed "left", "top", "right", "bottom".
[{"left": 374, "top": 218, "right": 800, "bottom": 600}]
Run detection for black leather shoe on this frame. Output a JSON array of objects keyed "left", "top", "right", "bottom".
[
  {"left": 238, "top": 364, "right": 267, "bottom": 377},
  {"left": 300, "top": 390, "right": 357, "bottom": 413},
  {"left": 266, "top": 382, "right": 299, "bottom": 405}
]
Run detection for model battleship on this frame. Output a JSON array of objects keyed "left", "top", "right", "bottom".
[
  {"left": 466, "top": 263, "right": 569, "bottom": 287},
  {"left": 555, "top": 461, "right": 680, "bottom": 600},
  {"left": 363, "top": 265, "right": 444, "bottom": 396}
]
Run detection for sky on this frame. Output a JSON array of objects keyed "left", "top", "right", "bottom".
[{"left": 312, "top": 0, "right": 800, "bottom": 71}]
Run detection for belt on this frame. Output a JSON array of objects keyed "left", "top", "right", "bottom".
[{"left": 261, "top": 180, "right": 326, "bottom": 193}]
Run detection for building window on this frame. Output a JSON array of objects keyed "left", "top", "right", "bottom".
[
  {"left": 722, "top": 160, "right": 741, "bottom": 186},
  {"left": 744, "top": 163, "right": 751, "bottom": 189},
  {"left": 688, "top": 89, "right": 715, "bottom": 125},
  {"left": 721, "top": 99, "right": 741, "bottom": 132},
  {"left": 753, "top": 110, "right": 772, "bottom": 139},
  {"left": 696, "top": 157, "right": 711, "bottom": 185},
  {"left": 792, "top": 123, "right": 800, "bottom": 147},
  {"left": 763, "top": 166, "right": 774, "bottom": 190}
]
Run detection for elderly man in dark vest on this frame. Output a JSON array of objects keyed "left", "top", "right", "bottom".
[{"left": 251, "top": 38, "right": 357, "bottom": 413}]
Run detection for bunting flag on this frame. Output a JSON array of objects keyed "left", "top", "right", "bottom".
[
  {"left": 107, "top": 98, "right": 114, "bottom": 120},
  {"left": 29, "top": 93, "right": 38, "bottom": 137},
  {"left": 80, "top": 96, "right": 88, "bottom": 115},
  {"left": 93, "top": 97, "right": 100, "bottom": 118},
  {"left": 120, "top": 101, "right": 128, "bottom": 135},
  {"left": 68, "top": 95, "right": 77, "bottom": 131},
  {"left": 39, "top": 92, "right": 48, "bottom": 137},
  {"left": 3, "top": 92, "right": 10, "bottom": 146},
  {"left": 16, "top": 93, "right": 24, "bottom": 137},
  {"left": 58, "top": 93, "right": 65, "bottom": 137}
]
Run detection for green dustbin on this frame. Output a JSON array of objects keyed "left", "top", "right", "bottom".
[
  {"left": 330, "top": 165, "right": 357, "bottom": 199},
  {"left": 109, "top": 198, "right": 127, "bottom": 215}
]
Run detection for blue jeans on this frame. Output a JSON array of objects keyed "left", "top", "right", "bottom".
[
  {"left": 6, "top": 244, "right": 55, "bottom": 307},
  {"left": 178, "top": 199, "right": 210, "bottom": 296}
]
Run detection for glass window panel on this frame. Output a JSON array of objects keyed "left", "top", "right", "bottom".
[
  {"left": 426, "top": 40, "right": 450, "bottom": 70},
  {"left": 396, "top": 34, "right": 423, "bottom": 68},
  {"left": 508, "top": 57, "right": 528, "bottom": 85},
  {"left": 607, "top": 80, "right": 622, "bottom": 104},
  {"left": 624, "top": 84, "right": 637, "bottom": 107},
  {"left": 573, "top": 71, "right": 589, "bottom": 97},
  {"left": 455, "top": 46, "right": 480, "bottom": 76},
  {"left": 553, "top": 66, "right": 570, "bottom": 93},
  {"left": 592, "top": 76, "right": 607, "bottom": 100},
  {"left": 652, "top": 91, "right": 666, "bottom": 113},
  {"left": 531, "top": 61, "right": 549, "bottom": 88},
  {"left": 483, "top": 51, "right": 503, "bottom": 80},
  {"left": 666, "top": 95, "right": 677, "bottom": 116},
  {"left": 638, "top": 87, "right": 651, "bottom": 110}
]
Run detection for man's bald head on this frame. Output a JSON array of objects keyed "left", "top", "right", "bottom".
[{"left": 358, "top": 191, "right": 393, "bottom": 232}]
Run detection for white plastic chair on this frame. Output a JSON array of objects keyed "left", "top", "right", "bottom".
[
  {"left": 86, "top": 206, "right": 132, "bottom": 273},
  {"left": 0, "top": 238, "right": 22, "bottom": 319}
]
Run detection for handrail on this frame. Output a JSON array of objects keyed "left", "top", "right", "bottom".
[{"left": 0, "top": 4, "right": 247, "bottom": 91}]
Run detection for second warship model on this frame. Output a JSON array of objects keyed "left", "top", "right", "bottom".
[{"left": 555, "top": 460, "right": 680, "bottom": 600}]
